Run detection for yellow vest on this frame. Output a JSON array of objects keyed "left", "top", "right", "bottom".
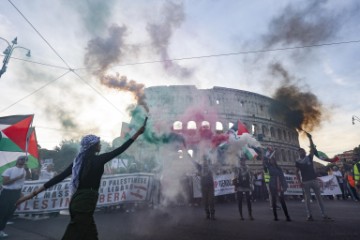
[
  {"left": 264, "top": 170, "right": 270, "bottom": 183},
  {"left": 354, "top": 162, "right": 360, "bottom": 184}
]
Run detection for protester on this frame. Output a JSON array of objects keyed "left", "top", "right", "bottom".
[
  {"left": 295, "top": 132, "right": 333, "bottom": 221},
  {"left": 253, "top": 172, "right": 263, "bottom": 201},
  {"left": 331, "top": 166, "right": 345, "bottom": 200},
  {"left": 0, "top": 156, "right": 31, "bottom": 238},
  {"left": 354, "top": 160, "right": 360, "bottom": 192},
  {"left": 344, "top": 169, "right": 360, "bottom": 201},
  {"left": 193, "top": 154, "right": 216, "bottom": 220},
  {"left": 30, "top": 167, "right": 40, "bottom": 180},
  {"left": 16, "top": 120, "right": 146, "bottom": 240},
  {"left": 39, "top": 163, "right": 57, "bottom": 180},
  {"left": 263, "top": 149, "right": 291, "bottom": 222},
  {"left": 233, "top": 156, "right": 254, "bottom": 220},
  {"left": 263, "top": 156, "right": 281, "bottom": 210}
]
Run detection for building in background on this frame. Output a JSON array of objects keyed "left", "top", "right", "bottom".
[{"left": 121, "top": 85, "right": 304, "bottom": 173}]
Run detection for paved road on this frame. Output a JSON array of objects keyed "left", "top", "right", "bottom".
[{"left": 5, "top": 199, "right": 360, "bottom": 240}]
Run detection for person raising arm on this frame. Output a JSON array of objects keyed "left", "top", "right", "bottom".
[{"left": 16, "top": 118, "right": 146, "bottom": 240}]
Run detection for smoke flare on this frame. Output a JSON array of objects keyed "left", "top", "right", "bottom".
[
  {"left": 84, "top": 24, "right": 148, "bottom": 113},
  {"left": 269, "top": 63, "right": 323, "bottom": 131}
]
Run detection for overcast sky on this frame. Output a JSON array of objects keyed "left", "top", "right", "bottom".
[{"left": 0, "top": 0, "right": 359, "bottom": 158}]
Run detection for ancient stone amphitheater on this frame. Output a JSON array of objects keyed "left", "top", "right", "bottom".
[{"left": 142, "top": 85, "right": 300, "bottom": 173}]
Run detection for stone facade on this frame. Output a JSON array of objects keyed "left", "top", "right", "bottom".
[{"left": 141, "top": 85, "right": 301, "bottom": 173}]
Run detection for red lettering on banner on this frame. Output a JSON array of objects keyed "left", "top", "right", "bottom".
[
  {"left": 99, "top": 194, "right": 104, "bottom": 203},
  {"left": 114, "top": 192, "right": 119, "bottom": 201},
  {"left": 107, "top": 193, "right": 112, "bottom": 202},
  {"left": 121, "top": 191, "right": 126, "bottom": 200}
]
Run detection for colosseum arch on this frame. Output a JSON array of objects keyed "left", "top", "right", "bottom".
[
  {"left": 287, "top": 150, "right": 292, "bottom": 162},
  {"left": 187, "top": 121, "right": 197, "bottom": 129},
  {"left": 277, "top": 129, "right": 282, "bottom": 140},
  {"left": 201, "top": 121, "right": 210, "bottom": 129},
  {"left": 287, "top": 132, "right": 293, "bottom": 142},
  {"left": 173, "top": 121, "right": 183, "bottom": 130},
  {"left": 293, "top": 151, "right": 298, "bottom": 162},
  {"left": 262, "top": 125, "right": 269, "bottom": 136},
  {"left": 281, "top": 149, "right": 286, "bottom": 161},
  {"left": 216, "top": 121, "right": 224, "bottom": 132},
  {"left": 252, "top": 124, "right": 259, "bottom": 135},
  {"left": 270, "top": 127, "right": 275, "bottom": 138}
]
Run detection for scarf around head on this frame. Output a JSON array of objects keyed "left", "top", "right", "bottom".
[{"left": 70, "top": 134, "right": 100, "bottom": 194}]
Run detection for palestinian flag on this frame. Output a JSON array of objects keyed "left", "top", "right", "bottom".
[
  {"left": 315, "top": 150, "right": 340, "bottom": 163},
  {"left": 0, "top": 115, "right": 39, "bottom": 177},
  {"left": 229, "top": 120, "right": 249, "bottom": 136},
  {"left": 242, "top": 146, "right": 258, "bottom": 160}
]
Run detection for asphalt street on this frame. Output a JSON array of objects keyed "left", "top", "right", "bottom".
[{"left": 4, "top": 199, "right": 360, "bottom": 240}]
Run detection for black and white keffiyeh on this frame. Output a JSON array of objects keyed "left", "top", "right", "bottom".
[{"left": 70, "top": 134, "right": 100, "bottom": 194}]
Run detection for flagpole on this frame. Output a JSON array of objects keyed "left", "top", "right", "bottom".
[{"left": 25, "top": 115, "right": 34, "bottom": 161}]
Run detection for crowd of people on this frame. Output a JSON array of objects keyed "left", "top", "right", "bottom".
[{"left": 1, "top": 124, "right": 360, "bottom": 238}]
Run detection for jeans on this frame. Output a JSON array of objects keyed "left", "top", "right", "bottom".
[{"left": 302, "top": 179, "right": 326, "bottom": 217}]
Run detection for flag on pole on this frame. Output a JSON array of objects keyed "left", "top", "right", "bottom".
[
  {"left": 229, "top": 120, "right": 249, "bottom": 136},
  {"left": 315, "top": 150, "right": 340, "bottom": 163},
  {"left": 242, "top": 146, "right": 258, "bottom": 160},
  {"left": 0, "top": 115, "right": 39, "bottom": 177}
]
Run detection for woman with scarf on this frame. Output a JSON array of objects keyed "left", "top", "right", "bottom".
[
  {"left": 233, "top": 156, "right": 254, "bottom": 220},
  {"left": 16, "top": 120, "right": 146, "bottom": 240},
  {"left": 263, "top": 148, "right": 291, "bottom": 222}
]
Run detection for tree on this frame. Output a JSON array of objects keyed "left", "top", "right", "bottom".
[
  {"left": 53, "top": 140, "right": 79, "bottom": 172},
  {"left": 353, "top": 145, "right": 360, "bottom": 161}
]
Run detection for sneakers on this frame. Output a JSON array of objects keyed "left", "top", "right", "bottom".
[
  {"left": 286, "top": 216, "right": 292, "bottom": 222},
  {"left": 323, "top": 216, "right": 333, "bottom": 222},
  {"left": 306, "top": 215, "right": 314, "bottom": 221},
  {"left": 0, "top": 231, "right": 8, "bottom": 238}
]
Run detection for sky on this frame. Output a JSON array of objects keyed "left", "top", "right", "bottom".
[{"left": 0, "top": 0, "right": 360, "bottom": 158}]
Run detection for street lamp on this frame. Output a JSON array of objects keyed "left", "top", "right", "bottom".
[
  {"left": 0, "top": 37, "right": 31, "bottom": 78},
  {"left": 352, "top": 115, "right": 360, "bottom": 125}
]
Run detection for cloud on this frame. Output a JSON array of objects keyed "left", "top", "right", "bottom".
[{"left": 323, "top": 62, "right": 349, "bottom": 86}]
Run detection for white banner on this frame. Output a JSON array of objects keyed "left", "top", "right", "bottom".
[
  {"left": 16, "top": 173, "right": 154, "bottom": 214},
  {"left": 193, "top": 174, "right": 341, "bottom": 197},
  {"left": 192, "top": 174, "right": 235, "bottom": 198}
]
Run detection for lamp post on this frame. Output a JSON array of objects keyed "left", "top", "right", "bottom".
[
  {"left": 352, "top": 115, "right": 360, "bottom": 125},
  {"left": 0, "top": 37, "right": 31, "bottom": 78}
]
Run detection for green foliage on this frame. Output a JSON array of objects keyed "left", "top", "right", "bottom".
[
  {"left": 54, "top": 140, "right": 80, "bottom": 172},
  {"left": 353, "top": 145, "right": 360, "bottom": 161}
]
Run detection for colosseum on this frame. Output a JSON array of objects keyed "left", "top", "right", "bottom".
[{"left": 125, "top": 85, "right": 303, "bottom": 173}]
